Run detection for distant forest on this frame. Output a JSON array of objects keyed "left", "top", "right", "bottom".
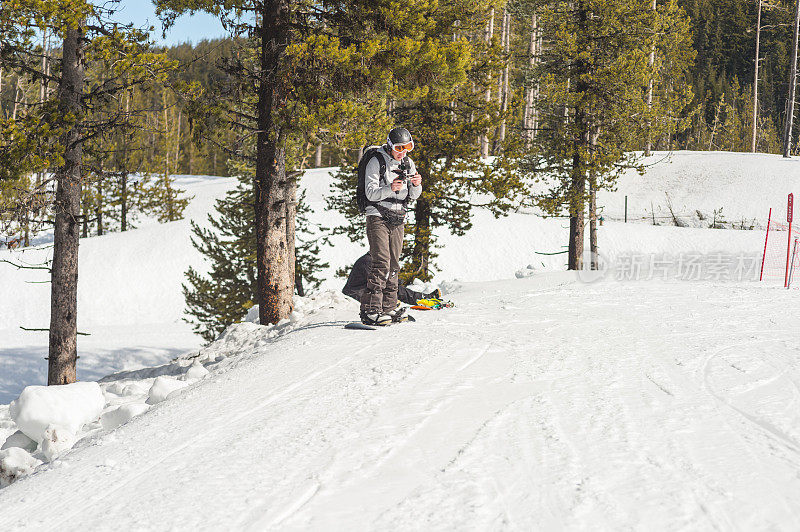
[{"left": 4, "top": 0, "right": 799, "bottom": 180}]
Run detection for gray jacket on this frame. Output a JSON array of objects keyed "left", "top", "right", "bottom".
[{"left": 364, "top": 146, "right": 422, "bottom": 219}]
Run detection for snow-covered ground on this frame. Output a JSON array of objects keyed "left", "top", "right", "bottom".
[
  {"left": 597, "top": 150, "right": 800, "bottom": 227},
  {"left": 0, "top": 151, "right": 799, "bottom": 529},
  {"left": 2, "top": 276, "right": 800, "bottom": 529},
  {"left": 1, "top": 154, "right": 776, "bottom": 403},
  {"left": 0, "top": 178, "right": 230, "bottom": 406}
]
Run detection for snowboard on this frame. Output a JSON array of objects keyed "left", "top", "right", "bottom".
[{"left": 344, "top": 314, "right": 415, "bottom": 330}]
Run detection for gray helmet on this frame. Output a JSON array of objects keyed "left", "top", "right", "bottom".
[{"left": 387, "top": 127, "right": 413, "bottom": 151}]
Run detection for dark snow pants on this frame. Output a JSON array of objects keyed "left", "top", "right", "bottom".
[
  {"left": 343, "top": 252, "right": 423, "bottom": 305},
  {"left": 360, "top": 215, "right": 404, "bottom": 314}
]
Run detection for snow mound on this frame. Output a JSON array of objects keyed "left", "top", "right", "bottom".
[
  {"left": 0, "top": 447, "right": 41, "bottom": 487},
  {"left": 103, "top": 382, "right": 127, "bottom": 396},
  {"left": 1, "top": 430, "right": 37, "bottom": 453},
  {"left": 146, "top": 377, "right": 190, "bottom": 405},
  {"left": 515, "top": 264, "right": 537, "bottom": 278},
  {"left": 100, "top": 403, "right": 151, "bottom": 431},
  {"left": 122, "top": 383, "right": 149, "bottom": 397},
  {"left": 40, "top": 425, "right": 76, "bottom": 461},
  {"left": 9, "top": 382, "right": 105, "bottom": 443},
  {"left": 405, "top": 278, "right": 440, "bottom": 295},
  {"left": 183, "top": 362, "right": 209, "bottom": 380}
]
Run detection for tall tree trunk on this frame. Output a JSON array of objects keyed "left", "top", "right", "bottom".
[
  {"left": 411, "top": 195, "right": 432, "bottom": 280},
  {"left": 96, "top": 160, "right": 104, "bottom": 236},
  {"left": 752, "top": 0, "right": 762, "bottom": 152},
  {"left": 709, "top": 95, "right": 723, "bottom": 150},
  {"left": 255, "top": 0, "right": 294, "bottom": 325},
  {"left": 314, "top": 142, "right": 322, "bottom": 167},
  {"left": 589, "top": 181, "right": 598, "bottom": 270},
  {"left": 49, "top": 25, "right": 85, "bottom": 386},
  {"left": 645, "top": 0, "right": 656, "bottom": 156},
  {"left": 35, "top": 32, "right": 49, "bottom": 232},
  {"left": 121, "top": 90, "right": 130, "bottom": 232},
  {"left": 569, "top": 1, "right": 590, "bottom": 271},
  {"left": 174, "top": 109, "right": 182, "bottom": 175},
  {"left": 523, "top": 13, "right": 539, "bottom": 145},
  {"left": 496, "top": 10, "right": 511, "bottom": 150},
  {"left": 286, "top": 177, "right": 297, "bottom": 299},
  {"left": 163, "top": 103, "right": 170, "bottom": 177},
  {"left": 12, "top": 76, "right": 22, "bottom": 120},
  {"left": 480, "top": 8, "right": 494, "bottom": 159},
  {"left": 188, "top": 138, "right": 194, "bottom": 174},
  {"left": 40, "top": 30, "right": 49, "bottom": 104},
  {"left": 81, "top": 192, "right": 89, "bottom": 237},
  {"left": 162, "top": 102, "right": 175, "bottom": 221},
  {"left": 121, "top": 172, "right": 128, "bottom": 231},
  {"left": 784, "top": 0, "right": 800, "bottom": 157},
  {"left": 568, "top": 186, "right": 585, "bottom": 270},
  {"left": 22, "top": 210, "right": 29, "bottom": 247},
  {"left": 589, "top": 130, "right": 599, "bottom": 269},
  {"left": 568, "top": 141, "right": 586, "bottom": 271},
  {"left": 166, "top": 174, "right": 174, "bottom": 221}
]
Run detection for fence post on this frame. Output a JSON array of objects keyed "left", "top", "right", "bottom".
[
  {"left": 760, "top": 208, "right": 772, "bottom": 281},
  {"left": 788, "top": 238, "right": 799, "bottom": 288},
  {"left": 786, "top": 193, "right": 794, "bottom": 287}
]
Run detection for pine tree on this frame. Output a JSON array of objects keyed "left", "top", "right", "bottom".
[
  {"left": 0, "top": 1, "right": 174, "bottom": 384},
  {"left": 526, "top": 0, "right": 693, "bottom": 270},
  {"left": 328, "top": 1, "right": 527, "bottom": 282},
  {"left": 183, "top": 176, "right": 257, "bottom": 343},
  {"left": 183, "top": 173, "right": 328, "bottom": 342}
]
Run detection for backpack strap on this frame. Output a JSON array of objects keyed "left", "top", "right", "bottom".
[
  {"left": 378, "top": 151, "right": 387, "bottom": 186},
  {"left": 364, "top": 149, "right": 388, "bottom": 210},
  {"left": 401, "top": 155, "right": 412, "bottom": 209}
]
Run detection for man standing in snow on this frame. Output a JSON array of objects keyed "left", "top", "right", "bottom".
[{"left": 359, "top": 127, "right": 422, "bottom": 326}]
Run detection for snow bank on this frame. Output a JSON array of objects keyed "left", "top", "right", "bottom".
[
  {"left": 40, "top": 426, "right": 76, "bottom": 461},
  {"left": 184, "top": 362, "right": 209, "bottom": 380},
  {"left": 100, "top": 404, "right": 151, "bottom": 431},
  {"left": 0, "top": 447, "right": 41, "bottom": 488},
  {"left": 9, "top": 382, "right": 105, "bottom": 444},
  {"left": 146, "top": 377, "right": 190, "bottom": 405}
]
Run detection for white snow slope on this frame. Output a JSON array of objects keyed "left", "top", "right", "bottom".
[
  {"left": 2, "top": 276, "right": 800, "bottom": 530},
  {"left": 1, "top": 151, "right": 799, "bottom": 529}
]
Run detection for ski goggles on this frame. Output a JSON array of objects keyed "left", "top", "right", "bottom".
[{"left": 390, "top": 141, "right": 414, "bottom": 153}]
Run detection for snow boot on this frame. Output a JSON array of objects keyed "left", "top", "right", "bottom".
[
  {"left": 360, "top": 311, "right": 391, "bottom": 326},
  {"left": 385, "top": 306, "right": 409, "bottom": 323}
]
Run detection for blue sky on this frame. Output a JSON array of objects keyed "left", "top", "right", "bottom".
[{"left": 112, "top": 1, "right": 228, "bottom": 46}]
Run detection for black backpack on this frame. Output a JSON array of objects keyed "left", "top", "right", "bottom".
[{"left": 356, "top": 145, "right": 386, "bottom": 214}]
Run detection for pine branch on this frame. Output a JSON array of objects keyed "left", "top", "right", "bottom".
[
  {"left": 0, "top": 259, "right": 51, "bottom": 271},
  {"left": 20, "top": 326, "right": 90, "bottom": 336}
]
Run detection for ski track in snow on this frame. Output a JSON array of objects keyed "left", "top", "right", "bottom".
[
  {"left": 50, "top": 344, "right": 371, "bottom": 529},
  {"left": 2, "top": 275, "right": 800, "bottom": 530}
]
